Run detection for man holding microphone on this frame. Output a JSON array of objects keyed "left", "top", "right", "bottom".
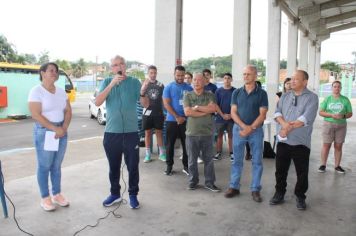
[{"left": 95, "top": 55, "right": 147, "bottom": 209}]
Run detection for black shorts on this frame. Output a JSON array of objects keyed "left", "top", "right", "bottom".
[{"left": 142, "top": 115, "right": 164, "bottom": 130}]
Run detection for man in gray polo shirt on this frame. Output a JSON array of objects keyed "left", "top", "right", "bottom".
[
  {"left": 224, "top": 65, "right": 268, "bottom": 202},
  {"left": 269, "top": 70, "right": 318, "bottom": 210}
]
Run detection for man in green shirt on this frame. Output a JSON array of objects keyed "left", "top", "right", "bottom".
[
  {"left": 95, "top": 55, "right": 147, "bottom": 209},
  {"left": 183, "top": 73, "right": 220, "bottom": 192}
]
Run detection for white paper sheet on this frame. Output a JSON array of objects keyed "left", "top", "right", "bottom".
[
  {"left": 143, "top": 108, "right": 152, "bottom": 116},
  {"left": 44, "top": 131, "right": 59, "bottom": 151}
]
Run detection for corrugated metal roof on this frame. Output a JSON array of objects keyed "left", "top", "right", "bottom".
[{"left": 280, "top": 0, "right": 356, "bottom": 43}]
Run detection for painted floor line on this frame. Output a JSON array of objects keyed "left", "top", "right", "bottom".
[
  {"left": 69, "top": 136, "right": 103, "bottom": 143},
  {"left": 0, "top": 136, "right": 103, "bottom": 155}
]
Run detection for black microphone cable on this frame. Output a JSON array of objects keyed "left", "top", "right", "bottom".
[
  {"left": 72, "top": 163, "right": 127, "bottom": 236},
  {"left": 73, "top": 72, "right": 140, "bottom": 235},
  {"left": 0, "top": 161, "right": 34, "bottom": 236}
]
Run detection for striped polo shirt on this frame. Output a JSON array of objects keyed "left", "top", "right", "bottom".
[{"left": 274, "top": 88, "right": 319, "bottom": 148}]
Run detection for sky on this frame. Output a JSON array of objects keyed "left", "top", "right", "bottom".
[{"left": 1, "top": 0, "right": 356, "bottom": 65}]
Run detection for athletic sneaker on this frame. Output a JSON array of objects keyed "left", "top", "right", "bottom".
[
  {"left": 204, "top": 184, "right": 221, "bottom": 192},
  {"left": 335, "top": 166, "right": 345, "bottom": 174},
  {"left": 103, "top": 194, "right": 122, "bottom": 207},
  {"left": 129, "top": 195, "right": 140, "bottom": 209},
  {"left": 269, "top": 192, "right": 285, "bottom": 205},
  {"left": 213, "top": 152, "right": 222, "bottom": 161},
  {"left": 164, "top": 166, "right": 173, "bottom": 176},
  {"left": 318, "top": 165, "right": 326, "bottom": 173},
  {"left": 143, "top": 154, "right": 152, "bottom": 163},
  {"left": 159, "top": 153, "right": 166, "bottom": 162},
  {"left": 182, "top": 167, "right": 189, "bottom": 176},
  {"left": 197, "top": 157, "right": 203, "bottom": 164},
  {"left": 187, "top": 182, "right": 197, "bottom": 190},
  {"left": 296, "top": 197, "right": 306, "bottom": 210}
]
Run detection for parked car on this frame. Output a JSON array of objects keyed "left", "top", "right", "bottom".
[
  {"left": 88, "top": 90, "right": 160, "bottom": 147},
  {"left": 89, "top": 89, "right": 106, "bottom": 125},
  {"left": 88, "top": 90, "right": 145, "bottom": 135}
]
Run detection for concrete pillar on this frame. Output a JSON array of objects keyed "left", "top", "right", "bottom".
[
  {"left": 314, "top": 46, "right": 321, "bottom": 94},
  {"left": 266, "top": 0, "right": 281, "bottom": 117},
  {"left": 299, "top": 31, "right": 309, "bottom": 71},
  {"left": 287, "top": 20, "right": 298, "bottom": 77},
  {"left": 308, "top": 41, "right": 316, "bottom": 91},
  {"left": 154, "top": 0, "right": 183, "bottom": 85},
  {"left": 232, "top": 0, "right": 251, "bottom": 88}
]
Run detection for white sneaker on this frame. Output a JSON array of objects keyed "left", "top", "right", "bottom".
[
  {"left": 197, "top": 157, "right": 203, "bottom": 164},
  {"left": 182, "top": 167, "right": 189, "bottom": 176}
]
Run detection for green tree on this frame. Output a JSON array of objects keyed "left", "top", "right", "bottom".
[
  {"left": 71, "top": 58, "right": 88, "bottom": 78},
  {"left": 321, "top": 61, "right": 341, "bottom": 73},
  {"left": 184, "top": 55, "right": 233, "bottom": 77},
  {"left": 99, "top": 62, "right": 111, "bottom": 78},
  {"left": 55, "top": 59, "right": 72, "bottom": 72},
  {"left": 38, "top": 50, "right": 50, "bottom": 64},
  {"left": 215, "top": 56, "right": 232, "bottom": 76},
  {"left": 128, "top": 69, "right": 145, "bottom": 81},
  {"left": 0, "top": 35, "right": 18, "bottom": 62},
  {"left": 22, "top": 53, "right": 37, "bottom": 64},
  {"left": 126, "top": 60, "right": 144, "bottom": 68},
  {"left": 185, "top": 57, "right": 213, "bottom": 73},
  {"left": 249, "top": 58, "right": 266, "bottom": 76},
  {"left": 15, "top": 55, "right": 26, "bottom": 64}
]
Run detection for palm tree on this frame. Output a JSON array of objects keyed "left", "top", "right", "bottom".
[{"left": 72, "top": 58, "right": 88, "bottom": 78}]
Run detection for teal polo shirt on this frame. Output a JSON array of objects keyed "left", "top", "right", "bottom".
[
  {"left": 231, "top": 85, "right": 268, "bottom": 125},
  {"left": 99, "top": 76, "right": 141, "bottom": 133}
]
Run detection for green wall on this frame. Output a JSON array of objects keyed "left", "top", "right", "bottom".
[{"left": 0, "top": 72, "right": 65, "bottom": 118}]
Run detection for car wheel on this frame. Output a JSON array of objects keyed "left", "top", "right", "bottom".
[
  {"left": 89, "top": 106, "right": 95, "bottom": 119},
  {"left": 97, "top": 109, "right": 106, "bottom": 125}
]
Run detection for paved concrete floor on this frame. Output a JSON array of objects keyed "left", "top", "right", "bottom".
[{"left": 1, "top": 118, "right": 356, "bottom": 236}]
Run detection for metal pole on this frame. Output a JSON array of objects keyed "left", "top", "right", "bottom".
[
  {"left": 95, "top": 56, "right": 98, "bottom": 87},
  {"left": 0, "top": 160, "right": 8, "bottom": 218},
  {"left": 352, "top": 51, "right": 356, "bottom": 81}
]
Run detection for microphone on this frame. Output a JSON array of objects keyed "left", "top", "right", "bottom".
[{"left": 116, "top": 71, "right": 123, "bottom": 86}]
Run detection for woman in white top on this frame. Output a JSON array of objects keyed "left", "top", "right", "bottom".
[{"left": 28, "top": 62, "right": 72, "bottom": 211}]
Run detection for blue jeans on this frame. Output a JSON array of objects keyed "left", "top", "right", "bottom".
[
  {"left": 230, "top": 124, "right": 264, "bottom": 192},
  {"left": 33, "top": 122, "right": 68, "bottom": 198}
]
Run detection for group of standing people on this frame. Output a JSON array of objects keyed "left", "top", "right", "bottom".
[{"left": 28, "top": 55, "right": 352, "bottom": 212}]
